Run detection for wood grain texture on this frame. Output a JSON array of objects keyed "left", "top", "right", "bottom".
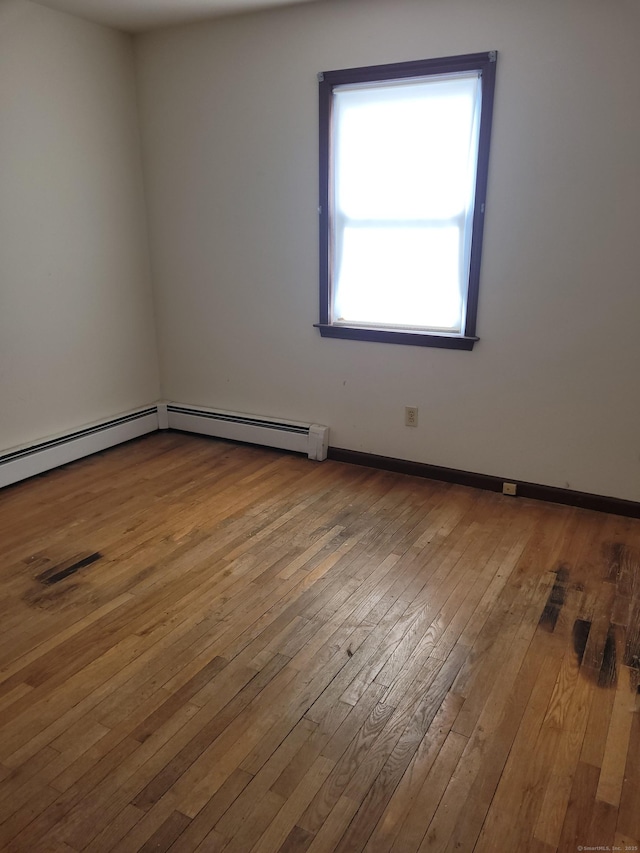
[{"left": 0, "top": 432, "right": 638, "bottom": 852}]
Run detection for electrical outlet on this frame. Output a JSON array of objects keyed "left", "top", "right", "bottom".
[
  {"left": 502, "top": 482, "right": 517, "bottom": 496},
  {"left": 405, "top": 406, "right": 418, "bottom": 427}
]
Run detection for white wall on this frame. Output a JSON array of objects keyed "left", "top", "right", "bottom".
[
  {"left": 136, "top": 0, "right": 640, "bottom": 502},
  {"left": 0, "top": 0, "right": 159, "bottom": 452}
]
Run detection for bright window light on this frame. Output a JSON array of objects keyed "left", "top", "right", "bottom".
[
  {"left": 333, "top": 74, "right": 481, "bottom": 333},
  {"left": 317, "top": 53, "right": 497, "bottom": 349}
]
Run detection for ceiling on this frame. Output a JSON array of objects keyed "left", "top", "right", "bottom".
[{"left": 32, "top": 0, "right": 321, "bottom": 32}]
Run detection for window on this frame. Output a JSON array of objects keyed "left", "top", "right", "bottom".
[{"left": 316, "top": 52, "right": 497, "bottom": 350}]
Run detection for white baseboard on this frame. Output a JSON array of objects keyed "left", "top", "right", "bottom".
[
  {"left": 165, "top": 403, "right": 329, "bottom": 461},
  {"left": 0, "top": 402, "right": 330, "bottom": 490},
  {"left": 0, "top": 407, "right": 159, "bottom": 489}
]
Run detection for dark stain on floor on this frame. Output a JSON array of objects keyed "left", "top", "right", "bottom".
[
  {"left": 572, "top": 619, "right": 591, "bottom": 666},
  {"left": 36, "top": 552, "right": 102, "bottom": 586},
  {"left": 598, "top": 624, "right": 618, "bottom": 689},
  {"left": 539, "top": 565, "right": 569, "bottom": 632},
  {"left": 23, "top": 582, "right": 82, "bottom": 611}
]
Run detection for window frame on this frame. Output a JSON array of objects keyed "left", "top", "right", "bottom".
[{"left": 315, "top": 51, "right": 497, "bottom": 350}]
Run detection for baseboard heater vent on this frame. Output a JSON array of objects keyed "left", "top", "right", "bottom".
[
  {"left": 163, "top": 404, "right": 329, "bottom": 461},
  {"left": 0, "top": 407, "right": 159, "bottom": 489}
]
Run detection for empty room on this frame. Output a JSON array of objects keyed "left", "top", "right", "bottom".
[{"left": 1, "top": 0, "right": 639, "bottom": 850}]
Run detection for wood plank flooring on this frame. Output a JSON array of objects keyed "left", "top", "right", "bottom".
[{"left": 0, "top": 432, "right": 638, "bottom": 852}]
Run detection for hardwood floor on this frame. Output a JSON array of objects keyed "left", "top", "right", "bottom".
[{"left": 0, "top": 432, "right": 638, "bottom": 852}]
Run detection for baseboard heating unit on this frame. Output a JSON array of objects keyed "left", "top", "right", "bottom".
[
  {"left": 0, "top": 407, "right": 159, "bottom": 489},
  {"left": 161, "top": 403, "right": 329, "bottom": 461}
]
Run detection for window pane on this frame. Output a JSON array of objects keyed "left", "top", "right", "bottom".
[
  {"left": 334, "top": 226, "right": 462, "bottom": 331},
  {"left": 318, "top": 53, "right": 497, "bottom": 346},
  {"left": 333, "top": 74, "right": 481, "bottom": 221},
  {"left": 330, "top": 72, "right": 481, "bottom": 334}
]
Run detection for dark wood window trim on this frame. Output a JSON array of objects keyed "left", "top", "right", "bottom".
[
  {"left": 317, "top": 51, "right": 497, "bottom": 350},
  {"left": 313, "top": 324, "right": 479, "bottom": 350}
]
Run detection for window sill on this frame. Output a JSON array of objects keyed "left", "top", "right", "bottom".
[{"left": 314, "top": 324, "right": 479, "bottom": 350}]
